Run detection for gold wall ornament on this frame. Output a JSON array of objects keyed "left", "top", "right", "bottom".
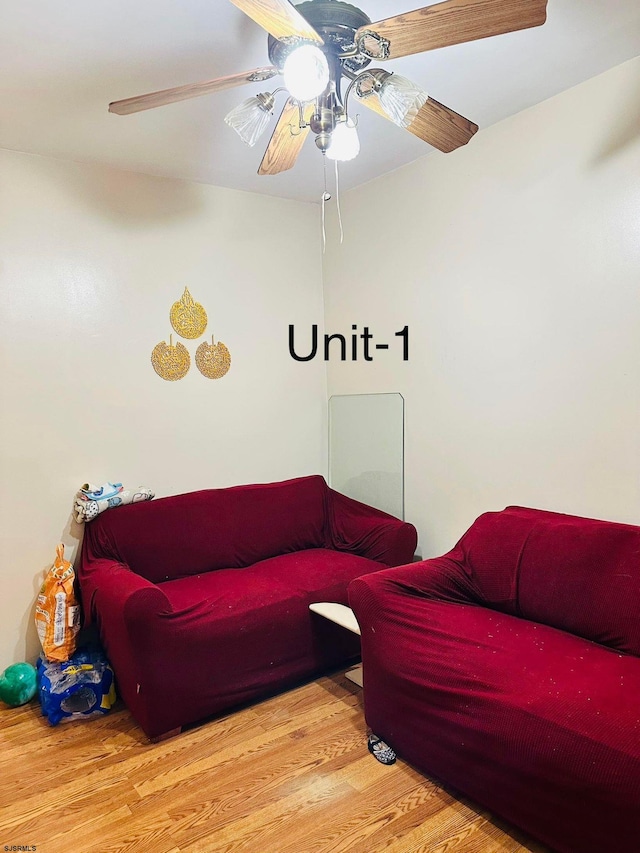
[
  {"left": 151, "top": 334, "right": 191, "bottom": 381},
  {"left": 195, "top": 335, "right": 231, "bottom": 379},
  {"left": 170, "top": 287, "right": 208, "bottom": 339}
]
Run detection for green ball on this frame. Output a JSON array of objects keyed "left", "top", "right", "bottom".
[{"left": 0, "top": 662, "right": 37, "bottom": 707}]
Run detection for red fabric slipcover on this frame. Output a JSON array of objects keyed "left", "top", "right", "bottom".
[
  {"left": 77, "top": 475, "right": 417, "bottom": 738},
  {"left": 348, "top": 506, "right": 640, "bottom": 853}
]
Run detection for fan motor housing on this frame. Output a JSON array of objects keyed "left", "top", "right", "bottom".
[{"left": 267, "top": 0, "right": 372, "bottom": 73}]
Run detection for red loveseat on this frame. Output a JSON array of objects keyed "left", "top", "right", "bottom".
[
  {"left": 77, "top": 475, "right": 417, "bottom": 739},
  {"left": 349, "top": 506, "right": 640, "bottom": 853}
]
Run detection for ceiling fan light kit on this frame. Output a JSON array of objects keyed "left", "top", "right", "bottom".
[
  {"left": 376, "top": 74, "right": 429, "bottom": 128},
  {"left": 224, "top": 92, "right": 276, "bottom": 147},
  {"left": 109, "top": 0, "right": 548, "bottom": 174},
  {"left": 282, "top": 43, "right": 330, "bottom": 101},
  {"left": 326, "top": 119, "right": 360, "bottom": 161}
]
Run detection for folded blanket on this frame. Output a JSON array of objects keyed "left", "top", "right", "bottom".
[
  {"left": 78, "top": 482, "right": 123, "bottom": 502},
  {"left": 75, "top": 487, "right": 154, "bottom": 523}
]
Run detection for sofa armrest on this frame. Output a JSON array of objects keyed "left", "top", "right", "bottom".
[
  {"left": 80, "top": 558, "right": 172, "bottom": 627},
  {"left": 349, "top": 557, "right": 476, "bottom": 623},
  {"left": 327, "top": 488, "right": 418, "bottom": 567}
]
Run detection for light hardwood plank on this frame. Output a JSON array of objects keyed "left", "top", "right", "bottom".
[
  {"left": 0, "top": 670, "right": 546, "bottom": 853},
  {"left": 133, "top": 714, "right": 366, "bottom": 847}
]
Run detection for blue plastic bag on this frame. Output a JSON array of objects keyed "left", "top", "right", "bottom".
[{"left": 37, "top": 647, "right": 116, "bottom": 725}]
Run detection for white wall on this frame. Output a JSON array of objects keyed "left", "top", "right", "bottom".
[
  {"left": 324, "top": 56, "right": 640, "bottom": 558},
  {"left": 0, "top": 150, "right": 326, "bottom": 670},
  {"left": 3, "top": 55, "right": 640, "bottom": 670}
]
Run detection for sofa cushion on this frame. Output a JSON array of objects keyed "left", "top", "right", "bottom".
[
  {"left": 454, "top": 509, "right": 534, "bottom": 615},
  {"left": 82, "top": 475, "right": 329, "bottom": 583},
  {"left": 160, "top": 563, "right": 297, "bottom": 615},
  {"left": 131, "top": 548, "right": 378, "bottom": 727},
  {"left": 454, "top": 506, "right": 640, "bottom": 656},
  {"left": 160, "top": 548, "right": 383, "bottom": 614},
  {"left": 249, "top": 548, "right": 384, "bottom": 598},
  {"left": 517, "top": 513, "right": 640, "bottom": 656}
]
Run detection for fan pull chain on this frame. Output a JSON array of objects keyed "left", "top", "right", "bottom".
[
  {"left": 321, "top": 192, "right": 326, "bottom": 253},
  {"left": 334, "top": 159, "right": 344, "bottom": 244},
  {"left": 321, "top": 155, "right": 331, "bottom": 253}
]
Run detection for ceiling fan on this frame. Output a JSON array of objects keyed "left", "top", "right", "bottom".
[{"left": 109, "top": 0, "right": 548, "bottom": 175}]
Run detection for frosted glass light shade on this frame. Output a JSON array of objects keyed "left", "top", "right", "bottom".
[
  {"left": 224, "top": 97, "right": 272, "bottom": 147},
  {"left": 379, "top": 74, "right": 428, "bottom": 128},
  {"left": 283, "top": 44, "right": 329, "bottom": 102},
  {"left": 327, "top": 122, "right": 360, "bottom": 161}
]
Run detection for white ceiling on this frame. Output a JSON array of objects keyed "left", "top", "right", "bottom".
[{"left": 1, "top": 0, "right": 639, "bottom": 203}]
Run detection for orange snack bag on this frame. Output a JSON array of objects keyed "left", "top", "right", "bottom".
[{"left": 35, "top": 545, "right": 81, "bottom": 662}]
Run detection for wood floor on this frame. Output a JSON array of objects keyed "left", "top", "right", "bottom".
[{"left": 1, "top": 670, "right": 548, "bottom": 853}]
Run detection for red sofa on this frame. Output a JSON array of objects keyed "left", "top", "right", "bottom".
[
  {"left": 77, "top": 475, "right": 417, "bottom": 739},
  {"left": 349, "top": 506, "right": 640, "bottom": 853}
]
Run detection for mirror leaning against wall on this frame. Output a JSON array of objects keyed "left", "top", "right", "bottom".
[{"left": 328, "top": 393, "right": 404, "bottom": 520}]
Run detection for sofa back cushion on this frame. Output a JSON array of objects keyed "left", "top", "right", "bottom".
[
  {"left": 455, "top": 509, "right": 538, "bottom": 615},
  {"left": 459, "top": 506, "right": 640, "bottom": 657},
  {"left": 82, "top": 475, "right": 328, "bottom": 583},
  {"left": 514, "top": 507, "right": 640, "bottom": 656}
]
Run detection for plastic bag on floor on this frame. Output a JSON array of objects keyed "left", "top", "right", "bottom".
[{"left": 37, "top": 647, "right": 116, "bottom": 725}]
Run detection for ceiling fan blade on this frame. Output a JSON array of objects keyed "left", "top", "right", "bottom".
[
  {"left": 108, "top": 66, "right": 278, "bottom": 115},
  {"left": 229, "top": 0, "right": 323, "bottom": 43},
  {"left": 409, "top": 98, "right": 479, "bottom": 152},
  {"left": 360, "top": 93, "right": 478, "bottom": 153},
  {"left": 356, "top": 0, "right": 547, "bottom": 60},
  {"left": 258, "top": 98, "right": 314, "bottom": 175}
]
